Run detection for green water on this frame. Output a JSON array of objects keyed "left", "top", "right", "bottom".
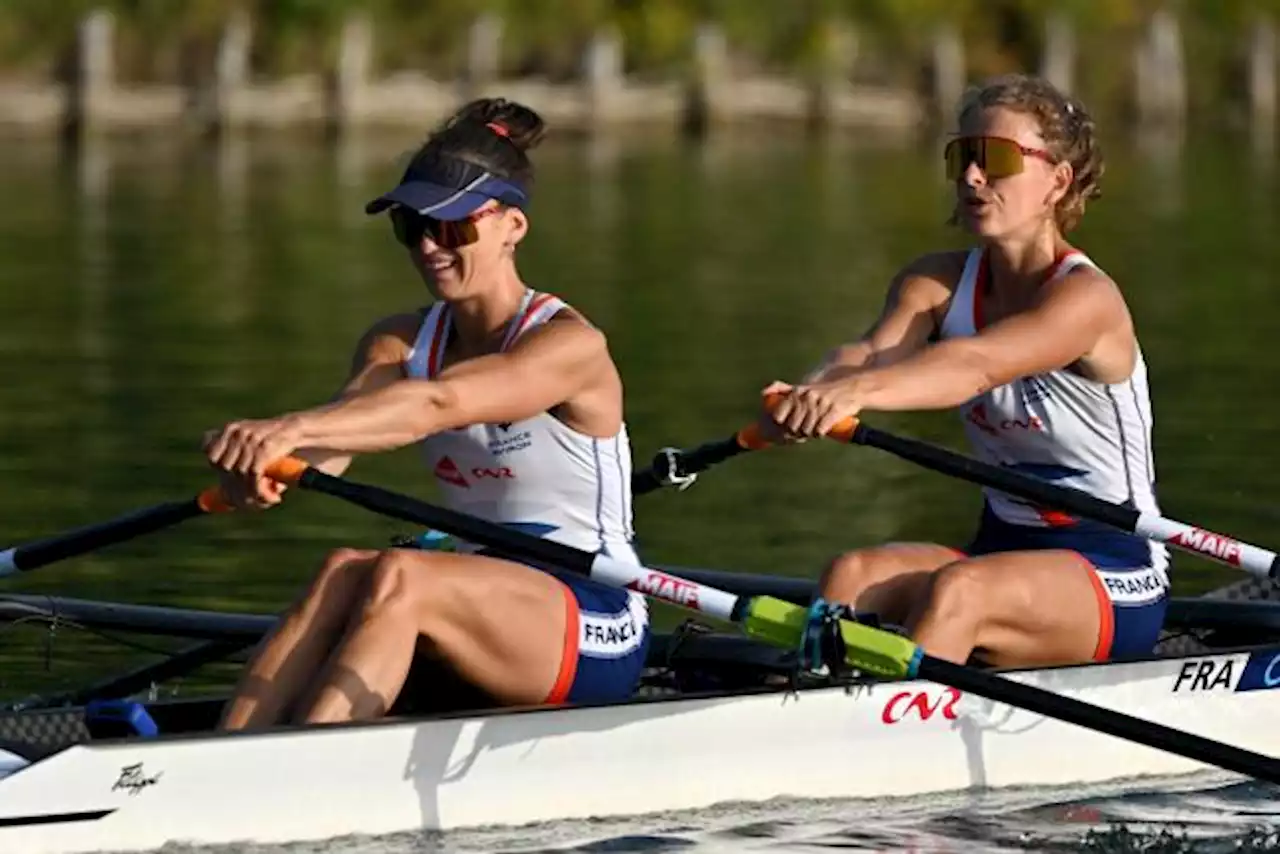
[{"left": 0, "top": 127, "right": 1276, "bottom": 697}]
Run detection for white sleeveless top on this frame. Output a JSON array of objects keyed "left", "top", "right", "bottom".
[
  {"left": 938, "top": 248, "right": 1168, "bottom": 570},
  {"left": 404, "top": 290, "right": 639, "bottom": 563}
]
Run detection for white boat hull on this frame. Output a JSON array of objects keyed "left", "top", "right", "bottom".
[{"left": 1, "top": 646, "right": 1277, "bottom": 853}]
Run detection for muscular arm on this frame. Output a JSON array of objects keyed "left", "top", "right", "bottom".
[
  {"left": 803, "top": 253, "right": 957, "bottom": 383},
  {"left": 287, "top": 314, "right": 611, "bottom": 454},
  {"left": 846, "top": 268, "right": 1128, "bottom": 411},
  {"left": 292, "top": 313, "right": 418, "bottom": 476}
]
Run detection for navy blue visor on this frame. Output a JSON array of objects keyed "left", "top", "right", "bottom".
[{"left": 365, "top": 156, "right": 528, "bottom": 221}]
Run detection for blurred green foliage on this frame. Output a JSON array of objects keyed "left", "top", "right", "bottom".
[{"left": 0, "top": 0, "right": 1277, "bottom": 117}]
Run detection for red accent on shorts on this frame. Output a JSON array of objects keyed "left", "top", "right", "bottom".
[
  {"left": 1075, "top": 553, "right": 1115, "bottom": 662},
  {"left": 542, "top": 580, "right": 579, "bottom": 704}
]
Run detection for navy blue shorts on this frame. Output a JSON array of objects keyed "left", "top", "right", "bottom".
[
  {"left": 542, "top": 570, "right": 651, "bottom": 705},
  {"left": 963, "top": 505, "right": 1170, "bottom": 661},
  {"left": 420, "top": 540, "right": 649, "bottom": 705}
]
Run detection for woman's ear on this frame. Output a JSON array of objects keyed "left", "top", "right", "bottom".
[
  {"left": 505, "top": 207, "right": 529, "bottom": 248},
  {"left": 1048, "top": 160, "right": 1074, "bottom": 207}
]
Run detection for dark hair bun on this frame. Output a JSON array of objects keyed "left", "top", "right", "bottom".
[{"left": 443, "top": 98, "right": 546, "bottom": 154}]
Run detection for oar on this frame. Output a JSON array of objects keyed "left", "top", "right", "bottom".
[
  {"left": 728, "top": 392, "right": 1279, "bottom": 580},
  {"left": 631, "top": 429, "right": 768, "bottom": 495},
  {"left": 0, "top": 485, "right": 235, "bottom": 578},
  {"left": 258, "top": 455, "right": 1280, "bottom": 785},
  {"left": 806, "top": 419, "right": 1280, "bottom": 581},
  {"left": 0, "top": 419, "right": 763, "bottom": 577}
]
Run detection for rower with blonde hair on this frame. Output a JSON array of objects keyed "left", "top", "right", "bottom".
[{"left": 762, "top": 73, "right": 1167, "bottom": 668}]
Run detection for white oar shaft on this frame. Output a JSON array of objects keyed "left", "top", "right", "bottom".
[
  {"left": 841, "top": 424, "right": 1280, "bottom": 582},
  {"left": 587, "top": 553, "right": 741, "bottom": 622},
  {"left": 1135, "top": 512, "right": 1278, "bottom": 579}
]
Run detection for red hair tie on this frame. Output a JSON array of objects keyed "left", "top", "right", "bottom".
[{"left": 486, "top": 122, "right": 510, "bottom": 138}]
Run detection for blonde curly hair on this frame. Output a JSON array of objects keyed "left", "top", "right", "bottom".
[{"left": 954, "top": 74, "right": 1104, "bottom": 233}]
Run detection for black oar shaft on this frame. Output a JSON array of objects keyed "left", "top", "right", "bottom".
[
  {"left": 844, "top": 423, "right": 1280, "bottom": 579},
  {"left": 854, "top": 424, "right": 1137, "bottom": 529},
  {"left": 1, "top": 498, "right": 207, "bottom": 576},
  {"left": 920, "top": 655, "right": 1280, "bottom": 784},
  {"left": 631, "top": 433, "right": 753, "bottom": 496},
  {"left": 296, "top": 467, "right": 595, "bottom": 575},
  {"left": 22, "top": 639, "right": 248, "bottom": 711}
]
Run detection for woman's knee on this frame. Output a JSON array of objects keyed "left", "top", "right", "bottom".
[
  {"left": 313, "top": 547, "right": 377, "bottom": 587},
  {"left": 819, "top": 549, "right": 875, "bottom": 596},
  {"left": 360, "top": 549, "right": 449, "bottom": 618},
  {"left": 922, "top": 561, "right": 990, "bottom": 623},
  {"left": 820, "top": 546, "right": 915, "bottom": 602},
  {"left": 292, "top": 547, "right": 378, "bottom": 618},
  {"left": 821, "top": 543, "right": 963, "bottom": 605}
]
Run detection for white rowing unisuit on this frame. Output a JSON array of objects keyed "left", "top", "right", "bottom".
[
  {"left": 938, "top": 247, "right": 1170, "bottom": 573},
  {"left": 403, "top": 289, "right": 640, "bottom": 565}
]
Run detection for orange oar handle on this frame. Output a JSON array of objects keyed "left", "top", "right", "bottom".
[
  {"left": 264, "top": 456, "right": 311, "bottom": 486},
  {"left": 736, "top": 390, "right": 860, "bottom": 449},
  {"left": 196, "top": 486, "right": 234, "bottom": 514},
  {"left": 194, "top": 457, "right": 313, "bottom": 514}
]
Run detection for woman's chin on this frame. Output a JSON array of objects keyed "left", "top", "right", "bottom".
[
  {"left": 421, "top": 268, "right": 465, "bottom": 299},
  {"left": 964, "top": 219, "right": 1014, "bottom": 241},
  {"left": 955, "top": 209, "right": 996, "bottom": 236}
]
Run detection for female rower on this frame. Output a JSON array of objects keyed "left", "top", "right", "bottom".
[
  {"left": 203, "top": 98, "right": 648, "bottom": 729},
  {"left": 763, "top": 73, "right": 1168, "bottom": 668}
]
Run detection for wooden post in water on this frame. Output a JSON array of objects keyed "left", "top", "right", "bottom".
[
  {"left": 65, "top": 9, "right": 114, "bottom": 140},
  {"left": 931, "top": 22, "right": 965, "bottom": 123},
  {"left": 685, "top": 22, "right": 729, "bottom": 137},
  {"left": 807, "top": 17, "right": 858, "bottom": 131},
  {"left": 1249, "top": 15, "right": 1277, "bottom": 148},
  {"left": 466, "top": 13, "right": 503, "bottom": 97},
  {"left": 583, "top": 27, "right": 623, "bottom": 127},
  {"left": 74, "top": 129, "right": 111, "bottom": 402},
  {"left": 1134, "top": 7, "right": 1186, "bottom": 129},
  {"left": 1041, "top": 10, "right": 1076, "bottom": 94},
  {"left": 209, "top": 9, "right": 251, "bottom": 135},
  {"left": 329, "top": 13, "right": 373, "bottom": 136}
]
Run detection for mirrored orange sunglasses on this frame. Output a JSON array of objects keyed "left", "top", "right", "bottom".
[
  {"left": 390, "top": 205, "right": 504, "bottom": 250},
  {"left": 944, "top": 136, "right": 1056, "bottom": 180}
]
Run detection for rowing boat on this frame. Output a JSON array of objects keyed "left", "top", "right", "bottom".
[
  {"left": 0, "top": 573, "right": 1276, "bottom": 854},
  {"left": 1, "top": 422, "right": 1278, "bottom": 853}
]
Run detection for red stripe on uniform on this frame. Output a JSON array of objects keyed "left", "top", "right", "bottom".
[
  {"left": 1075, "top": 554, "right": 1115, "bottom": 662},
  {"left": 542, "top": 580, "right": 579, "bottom": 705},
  {"left": 426, "top": 308, "right": 450, "bottom": 378},
  {"left": 974, "top": 249, "right": 1082, "bottom": 332},
  {"left": 973, "top": 252, "right": 988, "bottom": 330},
  {"left": 508, "top": 293, "right": 557, "bottom": 347}
]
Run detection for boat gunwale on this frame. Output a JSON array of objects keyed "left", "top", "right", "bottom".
[{"left": 4, "top": 638, "right": 1276, "bottom": 757}]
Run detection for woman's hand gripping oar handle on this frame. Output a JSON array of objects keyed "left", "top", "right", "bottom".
[
  {"left": 195, "top": 485, "right": 236, "bottom": 514},
  {"left": 262, "top": 457, "right": 312, "bottom": 487},
  {"left": 733, "top": 391, "right": 861, "bottom": 449}
]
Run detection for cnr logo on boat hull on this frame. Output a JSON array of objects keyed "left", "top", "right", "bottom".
[{"left": 881, "top": 688, "right": 962, "bottom": 724}]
